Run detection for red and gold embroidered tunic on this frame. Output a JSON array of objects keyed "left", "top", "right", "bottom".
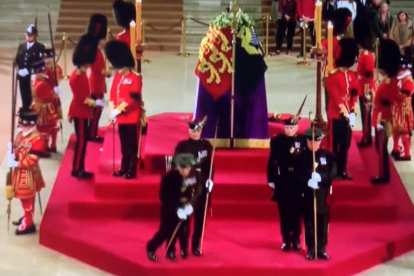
[
  {"left": 12, "top": 130, "right": 46, "bottom": 200},
  {"left": 31, "top": 76, "right": 60, "bottom": 126},
  {"left": 392, "top": 76, "right": 414, "bottom": 132}
]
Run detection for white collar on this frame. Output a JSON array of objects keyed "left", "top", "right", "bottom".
[
  {"left": 22, "top": 126, "right": 36, "bottom": 137},
  {"left": 27, "top": 42, "right": 34, "bottom": 48},
  {"left": 398, "top": 70, "right": 411, "bottom": 80}
]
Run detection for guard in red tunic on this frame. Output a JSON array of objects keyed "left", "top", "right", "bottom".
[
  {"left": 105, "top": 40, "right": 142, "bottom": 179},
  {"left": 325, "top": 38, "right": 359, "bottom": 180},
  {"left": 392, "top": 56, "right": 414, "bottom": 161},
  {"left": 41, "top": 49, "right": 64, "bottom": 121},
  {"left": 355, "top": 18, "right": 376, "bottom": 147},
  {"left": 112, "top": 0, "right": 136, "bottom": 46},
  {"left": 69, "top": 34, "right": 104, "bottom": 179},
  {"left": 6, "top": 110, "right": 46, "bottom": 235},
  {"left": 30, "top": 59, "right": 60, "bottom": 155},
  {"left": 87, "top": 14, "right": 108, "bottom": 142},
  {"left": 322, "top": 8, "right": 352, "bottom": 113},
  {"left": 371, "top": 40, "right": 400, "bottom": 184}
]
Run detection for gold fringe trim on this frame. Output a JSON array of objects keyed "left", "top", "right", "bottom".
[{"left": 206, "top": 138, "right": 270, "bottom": 148}]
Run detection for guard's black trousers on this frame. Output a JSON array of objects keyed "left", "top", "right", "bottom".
[
  {"left": 147, "top": 212, "right": 181, "bottom": 253},
  {"left": 299, "top": 21, "right": 316, "bottom": 55},
  {"left": 19, "top": 75, "right": 33, "bottom": 109},
  {"left": 191, "top": 190, "right": 208, "bottom": 251},
  {"left": 374, "top": 126, "right": 390, "bottom": 181},
  {"left": 118, "top": 124, "right": 138, "bottom": 176},
  {"left": 276, "top": 19, "right": 297, "bottom": 51},
  {"left": 72, "top": 118, "right": 90, "bottom": 172},
  {"left": 304, "top": 209, "right": 330, "bottom": 254},
  {"left": 331, "top": 118, "right": 352, "bottom": 175},
  {"left": 278, "top": 200, "right": 302, "bottom": 244},
  {"left": 90, "top": 93, "right": 104, "bottom": 138},
  {"left": 359, "top": 96, "right": 372, "bottom": 145}
]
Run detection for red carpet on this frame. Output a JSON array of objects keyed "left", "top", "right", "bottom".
[{"left": 40, "top": 113, "right": 414, "bottom": 276}]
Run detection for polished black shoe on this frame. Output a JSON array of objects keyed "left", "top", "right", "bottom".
[
  {"left": 391, "top": 150, "right": 401, "bottom": 159},
  {"left": 147, "top": 251, "right": 158, "bottom": 262},
  {"left": 71, "top": 170, "right": 94, "bottom": 179},
  {"left": 357, "top": 141, "right": 371, "bottom": 148},
  {"left": 47, "top": 147, "right": 57, "bottom": 153},
  {"left": 317, "top": 252, "right": 330, "bottom": 260},
  {"left": 166, "top": 251, "right": 177, "bottom": 262},
  {"left": 395, "top": 155, "right": 411, "bottom": 161},
  {"left": 281, "top": 243, "right": 291, "bottom": 252},
  {"left": 192, "top": 248, "right": 202, "bottom": 257},
  {"left": 292, "top": 241, "right": 301, "bottom": 251},
  {"left": 89, "top": 136, "right": 104, "bottom": 143},
  {"left": 12, "top": 217, "right": 23, "bottom": 226},
  {"left": 15, "top": 224, "right": 36, "bottom": 235},
  {"left": 181, "top": 249, "right": 189, "bottom": 259},
  {"left": 39, "top": 151, "right": 51, "bottom": 158},
  {"left": 336, "top": 172, "right": 352, "bottom": 181},
  {"left": 370, "top": 176, "right": 390, "bottom": 185},
  {"left": 112, "top": 169, "right": 126, "bottom": 177},
  {"left": 124, "top": 173, "right": 136, "bottom": 179},
  {"left": 306, "top": 251, "right": 316, "bottom": 260}
]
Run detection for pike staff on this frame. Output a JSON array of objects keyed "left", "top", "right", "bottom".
[{"left": 309, "top": 111, "right": 318, "bottom": 259}]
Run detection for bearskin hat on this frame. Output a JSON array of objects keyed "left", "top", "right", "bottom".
[
  {"left": 104, "top": 40, "right": 135, "bottom": 69},
  {"left": 112, "top": 0, "right": 136, "bottom": 29},
  {"left": 87, "top": 14, "right": 108, "bottom": 40},
  {"left": 332, "top": 8, "right": 352, "bottom": 36},
  {"left": 378, "top": 39, "right": 401, "bottom": 77},
  {"left": 335, "top": 38, "right": 359, "bottom": 68},
  {"left": 72, "top": 34, "right": 98, "bottom": 67},
  {"left": 354, "top": 15, "right": 376, "bottom": 51}
]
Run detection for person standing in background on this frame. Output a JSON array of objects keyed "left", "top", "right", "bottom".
[
  {"left": 272, "top": 0, "right": 279, "bottom": 25},
  {"left": 378, "top": 1, "right": 393, "bottom": 38},
  {"left": 275, "top": 0, "right": 297, "bottom": 55},
  {"left": 297, "top": 0, "right": 317, "bottom": 58},
  {"left": 322, "top": 0, "right": 337, "bottom": 22},
  {"left": 15, "top": 24, "right": 45, "bottom": 111},
  {"left": 390, "top": 11, "right": 413, "bottom": 55}
]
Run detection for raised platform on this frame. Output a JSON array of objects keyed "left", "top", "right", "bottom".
[{"left": 39, "top": 113, "right": 414, "bottom": 276}]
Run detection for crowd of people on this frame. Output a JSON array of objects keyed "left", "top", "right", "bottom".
[{"left": 272, "top": 0, "right": 413, "bottom": 57}]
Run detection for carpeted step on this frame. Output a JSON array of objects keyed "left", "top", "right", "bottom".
[
  {"left": 68, "top": 196, "right": 396, "bottom": 222},
  {"left": 93, "top": 171, "right": 381, "bottom": 202}
]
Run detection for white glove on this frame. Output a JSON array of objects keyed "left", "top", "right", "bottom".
[
  {"left": 206, "top": 179, "right": 214, "bottom": 193},
  {"left": 110, "top": 109, "right": 121, "bottom": 120},
  {"left": 18, "top": 68, "right": 29, "bottom": 77},
  {"left": 311, "top": 172, "right": 321, "bottom": 182},
  {"left": 348, "top": 112, "right": 356, "bottom": 127},
  {"left": 377, "top": 123, "right": 384, "bottom": 130},
  {"left": 177, "top": 208, "right": 187, "bottom": 220},
  {"left": 365, "top": 94, "right": 371, "bottom": 101},
  {"left": 8, "top": 153, "right": 18, "bottom": 168},
  {"left": 307, "top": 179, "right": 319, "bottom": 190},
  {"left": 53, "top": 86, "right": 60, "bottom": 95},
  {"left": 268, "top": 182, "right": 275, "bottom": 189},
  {"left": 95, "top": 99, "right": 105, "bottom": 107},
  {"left": 7, "top": 142, "right": 12, "bottom": 153},
  {"left": 183, "top": 204, "right": 193, "bottom": 216}
]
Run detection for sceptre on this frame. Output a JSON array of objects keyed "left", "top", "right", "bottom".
[{"left": 230, "top": 0, "right": 238, "bottom": 148}]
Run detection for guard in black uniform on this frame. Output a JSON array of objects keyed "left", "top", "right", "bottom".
[
  {"left": 297, "top": 128, "right": 337, "bottom": 260},
  {"left": 15, "top": 24, "right": 45, "bottom": 110},
  {"left": 174, "top": 117, "right": 214, "bottom": 257},
  {"left": 147, "top": 153, "right": 202, "bottom": 263},
  {"left": 267, "top": 116, "right": 306, "bottom": 251}
]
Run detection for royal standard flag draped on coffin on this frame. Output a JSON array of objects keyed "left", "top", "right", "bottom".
[{"left": 195, "top": 10, "right": 268, "bottom": 100}]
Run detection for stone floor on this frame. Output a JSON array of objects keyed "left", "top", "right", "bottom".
[{"left": 0, "top": 51, "right": 413, "bottom": 275}]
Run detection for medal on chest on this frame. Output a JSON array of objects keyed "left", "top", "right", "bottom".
[
  {"left": 197, "top": 150, "right": 207, "bottom": 163},
  {"left": 181, "top": 176, "right": 197, "bottom": 192},
  {"left": 290, "top": 141, "right": 301, "bottom": 154},
  {"left": 319, "top": 157, "right": 327, "bottom": 166},
  {"left": 122, "top": 78, "right": 133, "bottom": 85}
]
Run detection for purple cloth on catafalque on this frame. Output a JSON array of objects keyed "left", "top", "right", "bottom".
[{"left": 194, "top": 77, "right": 270, "bottom": 148}]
